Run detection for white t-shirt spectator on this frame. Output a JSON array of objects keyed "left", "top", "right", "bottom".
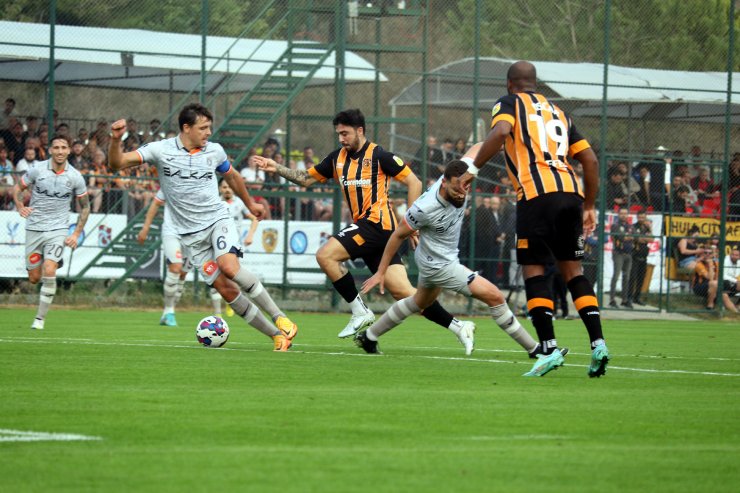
[{"left": 241, "top": 166, "right": 264, "bottom": 184}]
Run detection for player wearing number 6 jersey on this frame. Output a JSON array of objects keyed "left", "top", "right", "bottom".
[
  {"left": 254, "top": 109, "right": 474, "bottom": 349},
  {"left": 109, "top": 103, "right": 297, "bottom": 351},
  {"left": 13, "top": 134, "right": 90, "bottom": 330},
  {"left": 469, "top": 61, "right": 609, "bottom": 377}
]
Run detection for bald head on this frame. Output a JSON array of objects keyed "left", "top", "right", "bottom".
[{"left": 507, "top": 61, "right": 537, "bottom": 93}]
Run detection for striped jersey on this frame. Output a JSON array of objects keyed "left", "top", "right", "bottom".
[
  {"left": 21, "top": 160, "right": 87, "bottom": 232},
  {"left": 137, "top": 136, "right": 231, "bottom": 235},
  {"left": 490, "top": 92, "right": 590, "bottom": 202},
  {"left": 308, "top": 141, "right": 411, "bottom": 231}
]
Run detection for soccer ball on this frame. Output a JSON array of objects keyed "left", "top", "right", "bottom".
[{"left": 196, "top": 316, "right": 230, "bottom": 348}]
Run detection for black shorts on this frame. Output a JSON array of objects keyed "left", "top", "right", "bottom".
[
  {"left": 333, "top": 218, "right": 403, "bottom": 274},
  {"left": 723, "top": 280, "right": 738, "bottom": 295},
  {"left": 516, "top": 192, "right": 585, "bottom": 265}
]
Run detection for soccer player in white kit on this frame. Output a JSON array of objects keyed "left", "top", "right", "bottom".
[
  {"left": 13, "top": 134, "right": 90, "bottom": 330},
  {"left": 137, "top": 188, "right": 191, "bottom": 326},
  {"left": 108, "top": 103, "right": 297, "bottom": 351},
  {"left": 359, "top": 148, "right": 541, "bottom": 357}
]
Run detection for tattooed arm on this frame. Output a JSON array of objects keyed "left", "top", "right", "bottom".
[
  {"left": 65, "top": 194, "right": 90, "bottom": 250},
  {"left": 252, "top": 156, "right": 319, "bottom": 188}
]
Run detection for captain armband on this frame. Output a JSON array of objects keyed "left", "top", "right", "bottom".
[{"left": 461, "top": 157, "right": 479, "bottom": 176}]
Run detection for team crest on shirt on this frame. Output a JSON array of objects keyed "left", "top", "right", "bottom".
[
  {"left": 362, "top": 158, "right": 372, "bottom": 168},
  {"left": 491, "top": 102, "right": 501, "bottom": 118},
  {"left": 262, "top": 228, "right": 278, "bottom": 253},
  {"left": 393, "top": 156, "right": 404, "bottom": 167}
]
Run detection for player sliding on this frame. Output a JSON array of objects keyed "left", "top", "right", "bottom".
[
  {"left": 254, "top": 109, "right": 476, "bottom": 353},
  {"left": 359, "top": 153, "right": 543, "bottom": 359},
  {"left": 108, "top": 103, "right": 297, "bottom": 351}
]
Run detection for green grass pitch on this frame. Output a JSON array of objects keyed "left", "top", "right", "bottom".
[{"left": 1, "top": 307, "right": 738, "bottom": 492}]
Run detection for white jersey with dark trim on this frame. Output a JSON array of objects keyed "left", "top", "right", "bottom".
[
  {"left": 225, "top": 197, "right": 249, "bottom": 235},
  {"left": 21, "top": 160, "right": 87, "bottom": 232},
  {"left": 137, "top": 136, "right": 230, "bottom": 235},
  {"left": 404, "top": 176, "right": 468, "bottom": 270}
]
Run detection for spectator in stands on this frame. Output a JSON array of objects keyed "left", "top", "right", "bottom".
[
  {"left": 413, "top": 135, "right": 444, "bottom": 180},
  {"left": 87, "top": 148, "right": 109, "bottom": 213},
  {"left": 242, "top": 155, "right": 265, "bottom": 184},
  {"left": 441, "top": 138, "right": 455, "bottom": 163},
  {"left": 0, "top": 98, "right": 17, "bottom": 130},
  {"left": 24, "top": 136, "right": 45, "bottom": 161},
  {"left": 629, "top": 212, "right": 652, "bottom": 306},
  {"left": 474, "top": 195, "right": 496, "bottom": 282},
  {"left": 3, "top": 119, "right": 25, "bottom": 163},
  {"left": 692, "top": 248, "right": 719, "bottom": 310},
  {"left": 145, "top": 119, "right": 163, "bottom": 142},
  {"left": 609, "top": 207, "right": 634, "bottom": 308},
  {"left": 669, "top": 185, "right": 695, "bottom": 215},
  {"left": 69, "top": 140, "right": 89, "bottom": 169},
  {"left": 55, "top": 122, "right": 71, "bottom": 139},
  {"left": 640, "top": 147, "right": 671, "bottom": 211},
  {"left": 38, "top": 129, "right": 49, "bottom": 154},
  {"left": 582, "top": 228, "right": 600, "bottom": 291},
  {"left": 676, "top": 225, "right": 703, "bottom": 270},
  {"left": 23, "top": 116, "right": 39, "bottom": 141},
  {"left": 14, "top": 147, "right": 36, "bottom": 177},
  {"left": 722, "top": 244, "right": 740, "bottom": 313},
  {"left": 690, "top": 167, "right": 719, "bottom": 206},
  {"left": 454, "top": 138, "right": 467, "bottom": 159},
  {"left": 78, "top": 127, "right": 89, "bottom": 145},
  {"left": 0, "top": 144, "right": 13, "bottom": 208},
  {"left": 296, "top": 146, "right": 316, "bottom": 171},
  {"left": 606, "top": 166, "right": 628, "bottom": 210},
  {"left": 686, "top": 145, "right": 705, "bottom": 177}
]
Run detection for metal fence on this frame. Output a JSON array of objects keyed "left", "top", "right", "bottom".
[{"left": 0, "top": 0, "right": 738, "bottom": 315}]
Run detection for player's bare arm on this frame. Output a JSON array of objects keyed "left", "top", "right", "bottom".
[
  {"left": 397, "top": 171, "right": 422, "bottom": 249},
  {"left": 361, "top": 220, "right": 415, "bottom": 295},
  {"left": 574, "top": 147, "right": 599, "bottom": 234},
  {"left": 465, "top": 123, "right": 510, "bottom": 185},
  {"left": 252, "top": 156, "right": 318, "bottom": 187},
  {"left": 223, "top": 167, "right": 265, "bottom": 220},
  {"left": 66, "top": 194, "right": 90, "bottom": 249},
  {"left": 108, "top": 119, "right": 143, "bottom": 172},
  {"left": 138, "top": 199, "right": 161, "bottom": 244},
  {"left": 12, "top": 181, "right": 32, "bottom": 218},
  {"left": 244, "top": 213, "right": 259, "bottom": 246}
]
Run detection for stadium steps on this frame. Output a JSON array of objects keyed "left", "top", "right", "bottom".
[
  {"left": 212, "top": 42, "right": 336, "bottom": 165},
  {"left": 72, "top": 206, "right": 163, "bottom": 294}
]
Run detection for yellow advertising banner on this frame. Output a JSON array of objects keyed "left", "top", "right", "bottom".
[{"left": 664, "top": 216, "right": 740, "bottom": 242}]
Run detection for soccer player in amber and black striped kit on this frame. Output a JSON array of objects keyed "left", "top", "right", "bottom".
[
  {"left": 254, "top": 109, "right": 477, "bottom": 353},
  {"left": 469, "top": 61, "right": 610, "bottom": 377}
]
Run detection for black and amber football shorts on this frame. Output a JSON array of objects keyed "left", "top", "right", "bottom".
[
  {"left": 333, "top": 218, "right": 403, "bottom": 273},
  {"left": 516, "top": 192, "right": 585, "bottom": 265}
]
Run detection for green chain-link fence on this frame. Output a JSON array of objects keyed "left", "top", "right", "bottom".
[{"left": 0, "top": 0, "right": 738, "bottom": 315}]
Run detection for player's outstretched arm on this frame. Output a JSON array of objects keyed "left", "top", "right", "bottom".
[
  {"left": 574, "top": 147, "right": 599, "bottom": 235},
  {"left": 252, "top": 156, "right": 318, "bottom": 188},
  {"left": 361, "top": 220, "right": 415, "bottom": 295},
  {"left": 65, "top": 194, "right": 90, "bottom": 250},
  {"left": 244, "top": 213, "right": 259, "bottom": 246},
  {"left": 137, "top": 199, "right": 161, "bottom": 244},
  {"left": 108, "top": 119, "right": 143, "bottom": 172},
  {"left": 464, "top": 125, "right": 509, "bottom": 187}
]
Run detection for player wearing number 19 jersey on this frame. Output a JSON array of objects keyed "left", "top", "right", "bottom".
[{"left": 471, "top": 61, "right": 609, "bottom": 377}]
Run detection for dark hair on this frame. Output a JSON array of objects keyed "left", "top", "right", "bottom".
[
  {"left": 332, "top": 109, "right": 365, "bottom": 132},
  {"left": 688, "top": 225, "right": 701, "bottom": 234},
  {"left": 178, "top": 103, "right": 214, "bottom": 130},
  {"left": 444, "top": 159, "right": 468, "bottom": 180},
  {"left": 49, "top": 134, "right": 71, "bottom": 147},
  {"left": 5, "top": 98, "right": 15, "bottom": 105}
]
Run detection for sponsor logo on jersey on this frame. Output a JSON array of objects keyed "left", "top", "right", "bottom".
[
  {"left": 362, "top": 158, "right": 372, "bottom": 168},
  {"left": 517, "top": 238, "right": 529, "bottom": 249},
  {"left": 393, "top": 155, "right": 404, "bottom": 167},
  {"left": 491, "top": 102, "right": 501, "bottom": 118},
  {"left": 342, "top": 178, "right": 372, "bottom": 187},
  {"left": 162, "top": 166, "right": 214, "bottom": 180},
  {"left": 175, "top": 250, "right": 182, "bottom": 259},
  {"left": 262, "top": 228, "right": 278, "bottom": 253},
  {"left": 203, "top": 260, "right": 218, "bottom": 276},
  {"left": 29, "top": 252, "right": 42, "bottom": 265},
  {"left": 34, "top": 185, "right": 72, "bottom": 200}
]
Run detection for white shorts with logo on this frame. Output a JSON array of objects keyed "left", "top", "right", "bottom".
[
  {"left": 179, "top": 218, "right": 242, "bottom": 284},
  {"left": 25, "top": 229, "right": 67, "bottom": 270},
  {"left": 162, "top": 234, "right": 192, "bottom": 272},
  {"left": 417, "top": 261, "right": 478, "bottom": 296}
]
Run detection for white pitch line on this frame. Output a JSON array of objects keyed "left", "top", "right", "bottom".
[
  {"left": 0, "top": 429, "right": 102, "bottom": 443},
  {"left": 1, "top": 337, "right": 738, "bottom": 377}
]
